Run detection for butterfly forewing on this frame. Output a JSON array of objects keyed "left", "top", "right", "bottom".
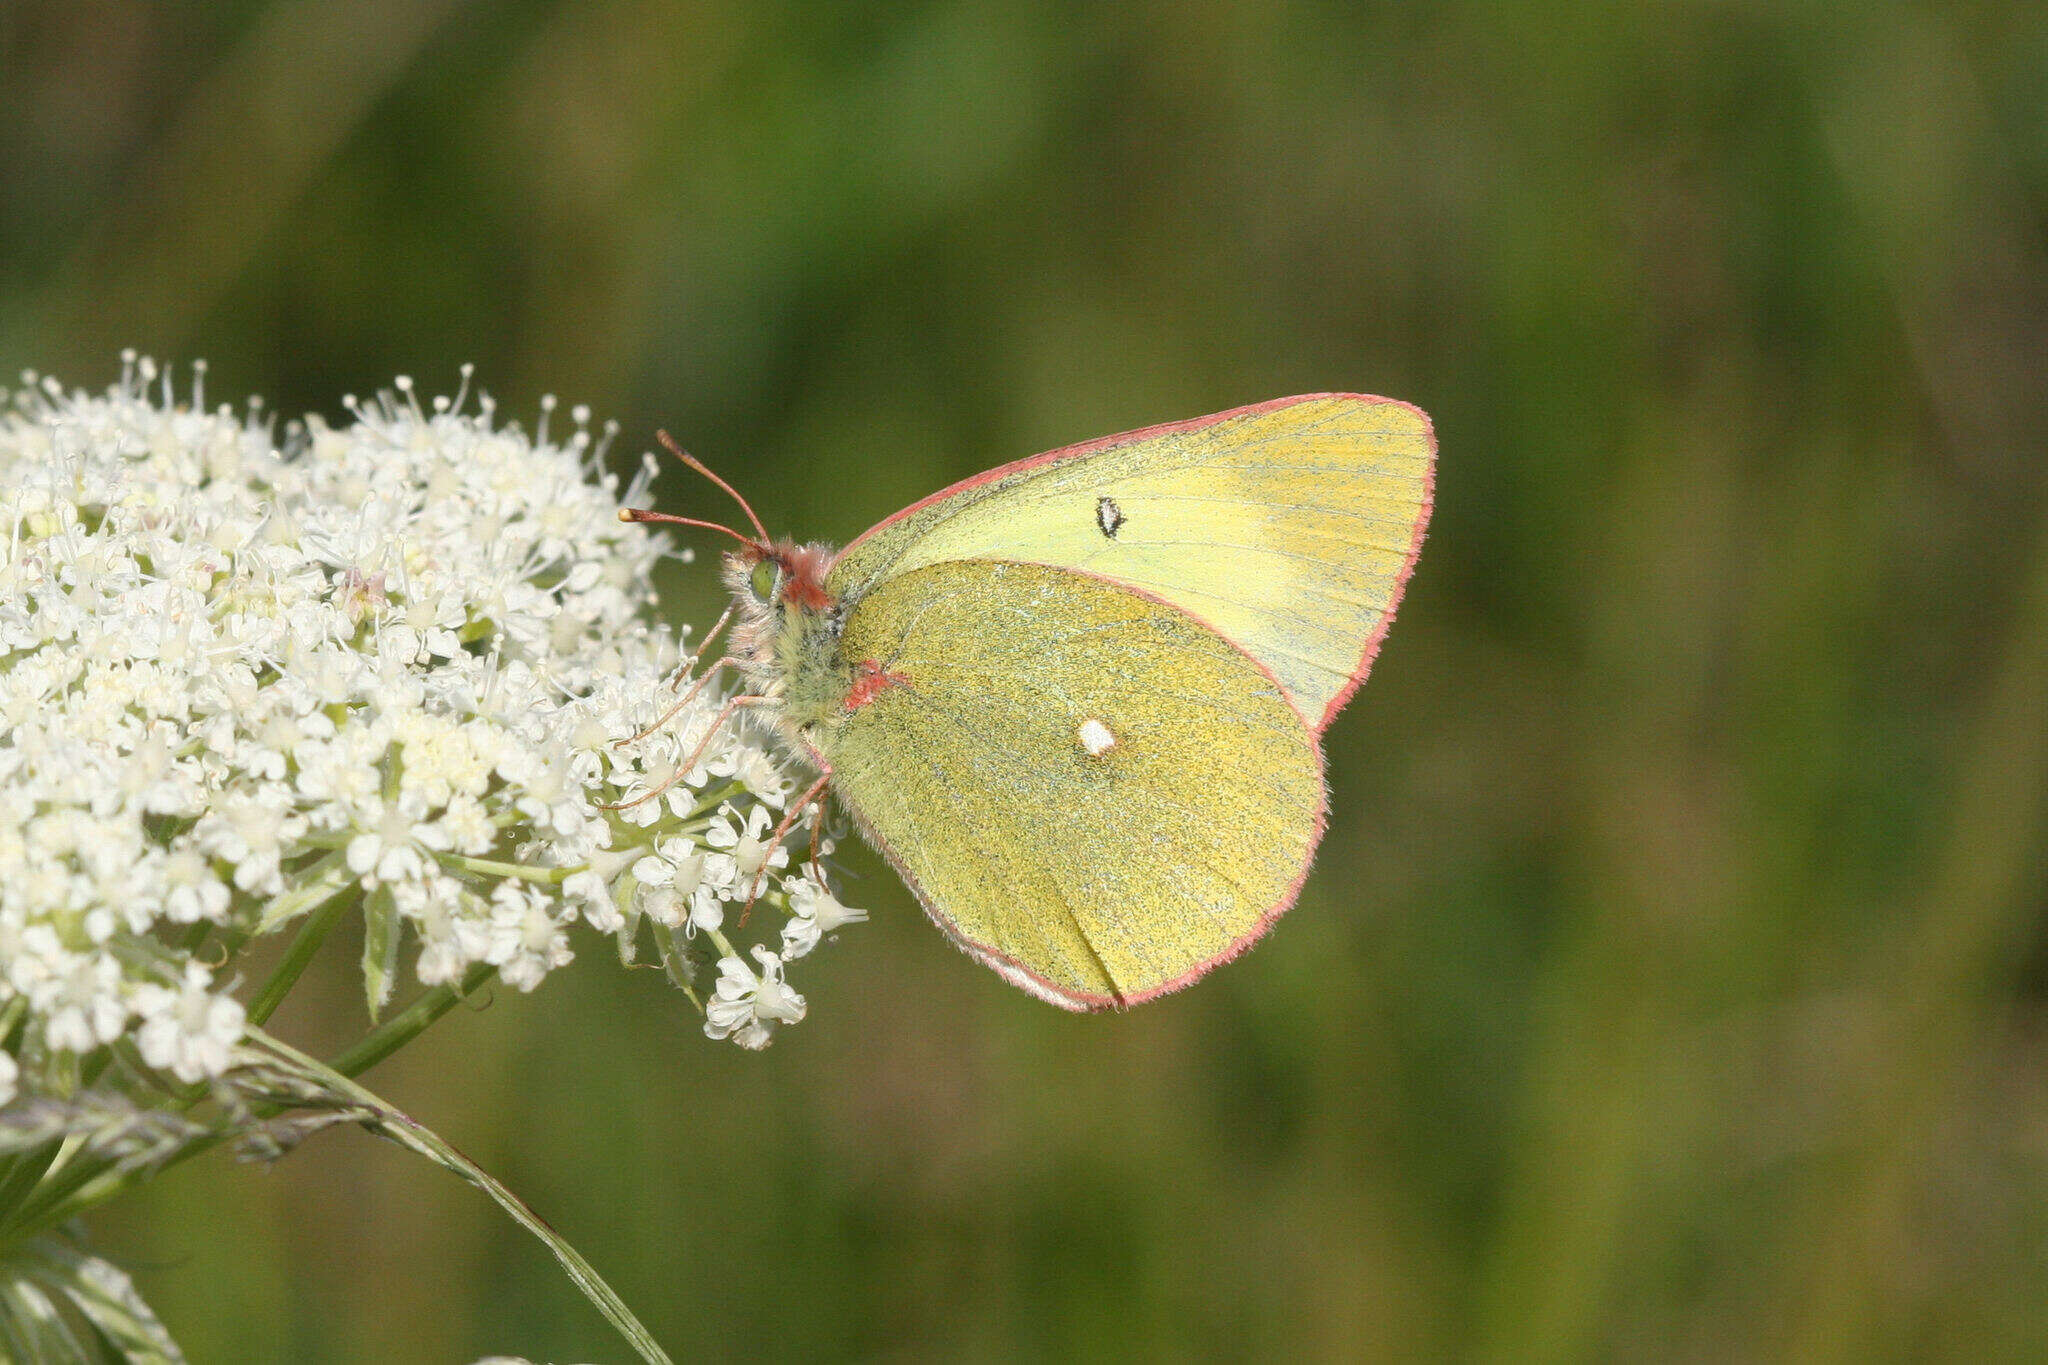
[{"left": 827, "top": 394, "right": 1434, "bottom": 731}]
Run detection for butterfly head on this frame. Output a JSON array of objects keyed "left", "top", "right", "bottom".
[
  {"left": 617, "top": 428, "right": 840, "bottom": 612},
  {"left": 616, "top": 431, "right": 846, "bottom": 693},
  {"left": 725, "top": 537, "right": 835, "bottom": 615}
]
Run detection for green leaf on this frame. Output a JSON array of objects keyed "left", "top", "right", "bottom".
[
  {"left": 0, "top": 1273, "right": 97, "bottom": 1363},
  {"left": 18, "top": 1235, "right": 186, "bottom": 1364},
  {"left": 0, "top": 1095, "right": 213, "bottom": 1244},
  {"left": 255, "top": 849, "right": 352, "bottom": 934},
  {"left": 0, "top": 1137, "right": 65, "bottom": 1230},
  {"left": 361, "top": 885, "right": 401, "bottom": 1021}
]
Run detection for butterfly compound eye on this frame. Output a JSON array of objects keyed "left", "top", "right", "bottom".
[{"left": 749, "top": 558, "right": 779, "bottom": 602}]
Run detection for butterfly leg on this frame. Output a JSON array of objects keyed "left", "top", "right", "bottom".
[
  {"left": 618, "top": 654, "right": 736, "bottom": 748},
  {"left": 656, "top": 599, "right": 736, "bottom": 693},
  {"left": 599, "top": 693, "right": 768, "bottom": 811},
  {"left": 736, "top": 767, "right": 832, "bottom": 927},
  {"left": 806, "top": 799, "right": 827, "bottom": 870}
]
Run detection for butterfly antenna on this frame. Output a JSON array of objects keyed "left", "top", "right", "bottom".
[
  {"left": 615, "top": 506, "right": 761, "bottom": 551},
  {"left": 657, "top": 429, "right": 770, "bottom": 544}
]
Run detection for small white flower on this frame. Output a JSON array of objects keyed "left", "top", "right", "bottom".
[
  {"left": 486, "top": 882, "right": 573, "bottom": 991},
  {"left": 631, "top": 835, "right": 727, "bottom": 934},
  {"left": 703, "top": 805, "right": 788, "bottom": 895},
  {"left": 561, "top": 845, "right": 634, "bottom": 935},
  {"left": 711, "top": 743, "right": 795, "bottom": 808},
  {"left": 704, "top": 946, "right": 807, "bottom": 1050},
  {"left": 0, "top": 1051, "right": 17, "bottom": 1107},
  {"left": 132, "top": 963, "right": 246, "bottom": 1084},
  {"left": 439, "top": 793, "right": 496, "bottom": 856},
  {"left": 344, "top": 792, "right": 454, "bottom": 885},
  {"left": 780, "top": 877, "right": 868, "bottom": 959},
  {"left": 40, "top": 951, "right": 129, "bottom": 1054},
  {"left": 160, "top": 849, "right": 230, "bottom": 924},
  {"left": 398, "top": 876, "right": 494, "bottom": 986},
  {"left": 293, "top": 735, "right": 381, "bottom": 809},
  {"left": 194, "top": 787, "right": 305, "bottom": 895},
  {"left": 503, "top": 749, "right": 589, "bottom": 841}
]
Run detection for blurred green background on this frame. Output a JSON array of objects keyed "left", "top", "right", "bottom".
[{"left": 6, "top": 1, "right": 2048, "bottom": 1360}]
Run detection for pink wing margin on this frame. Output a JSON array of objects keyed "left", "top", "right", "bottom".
[
  {"left": 902, "top": 776, "right": 1331, "bottom": 1013},
  {"left": 832, "top": 392, "right": 1438, "bottom": 737}
]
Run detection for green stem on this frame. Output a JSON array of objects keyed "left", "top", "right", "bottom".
[
  {"left": 441, "top": 854, "right": 578, "bottom": 885},
  {"left": 646, "top": 922, "right": 705, "bottom": 1014},
  {"left": 246, "top": 878, "right": 359, "bottom": 1027},
  {"left": 248, "top": 1027, "right": 676, "bottom": 1365},
  {"left": 329, "top": 962, "right": 495, "bottom": 1078}
]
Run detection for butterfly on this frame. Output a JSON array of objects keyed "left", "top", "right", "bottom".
[{"left": 619, "top": 394, "right": 1435, "bottom": 1009}]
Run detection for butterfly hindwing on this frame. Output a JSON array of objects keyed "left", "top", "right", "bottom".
[
  {"left": 826, "top": 394, "right": 1434, "bottom": 732},
  {"left": 815, "top": 559, "right": 1326, "bottom": 1009}
]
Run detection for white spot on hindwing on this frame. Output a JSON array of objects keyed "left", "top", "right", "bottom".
[
  {"left": 1096, "top": 496, "right": 1124, "bottom": 538},
  {"left": 1078, "top": 718, "right": 1117, "bottom": 756}
]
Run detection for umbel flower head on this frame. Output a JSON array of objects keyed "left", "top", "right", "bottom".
[{"left": 0, "top": 357, "right": 859, "bottom": 1100}]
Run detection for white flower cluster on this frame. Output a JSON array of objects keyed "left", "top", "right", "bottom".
[{"left": 0, "top": 359, "right": 861, "bottom": 1096}]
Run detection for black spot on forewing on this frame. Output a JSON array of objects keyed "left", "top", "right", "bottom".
[{"left": 1096, "top": 496, "right": 1125, "bottom": 539}]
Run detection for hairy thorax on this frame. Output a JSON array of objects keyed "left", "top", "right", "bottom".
[
  {"left": 722, "top": 542, "right": 855, "bottom": 737},
  {"left": 773, "top": 600, "right": 856, "bottom": 731}
]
